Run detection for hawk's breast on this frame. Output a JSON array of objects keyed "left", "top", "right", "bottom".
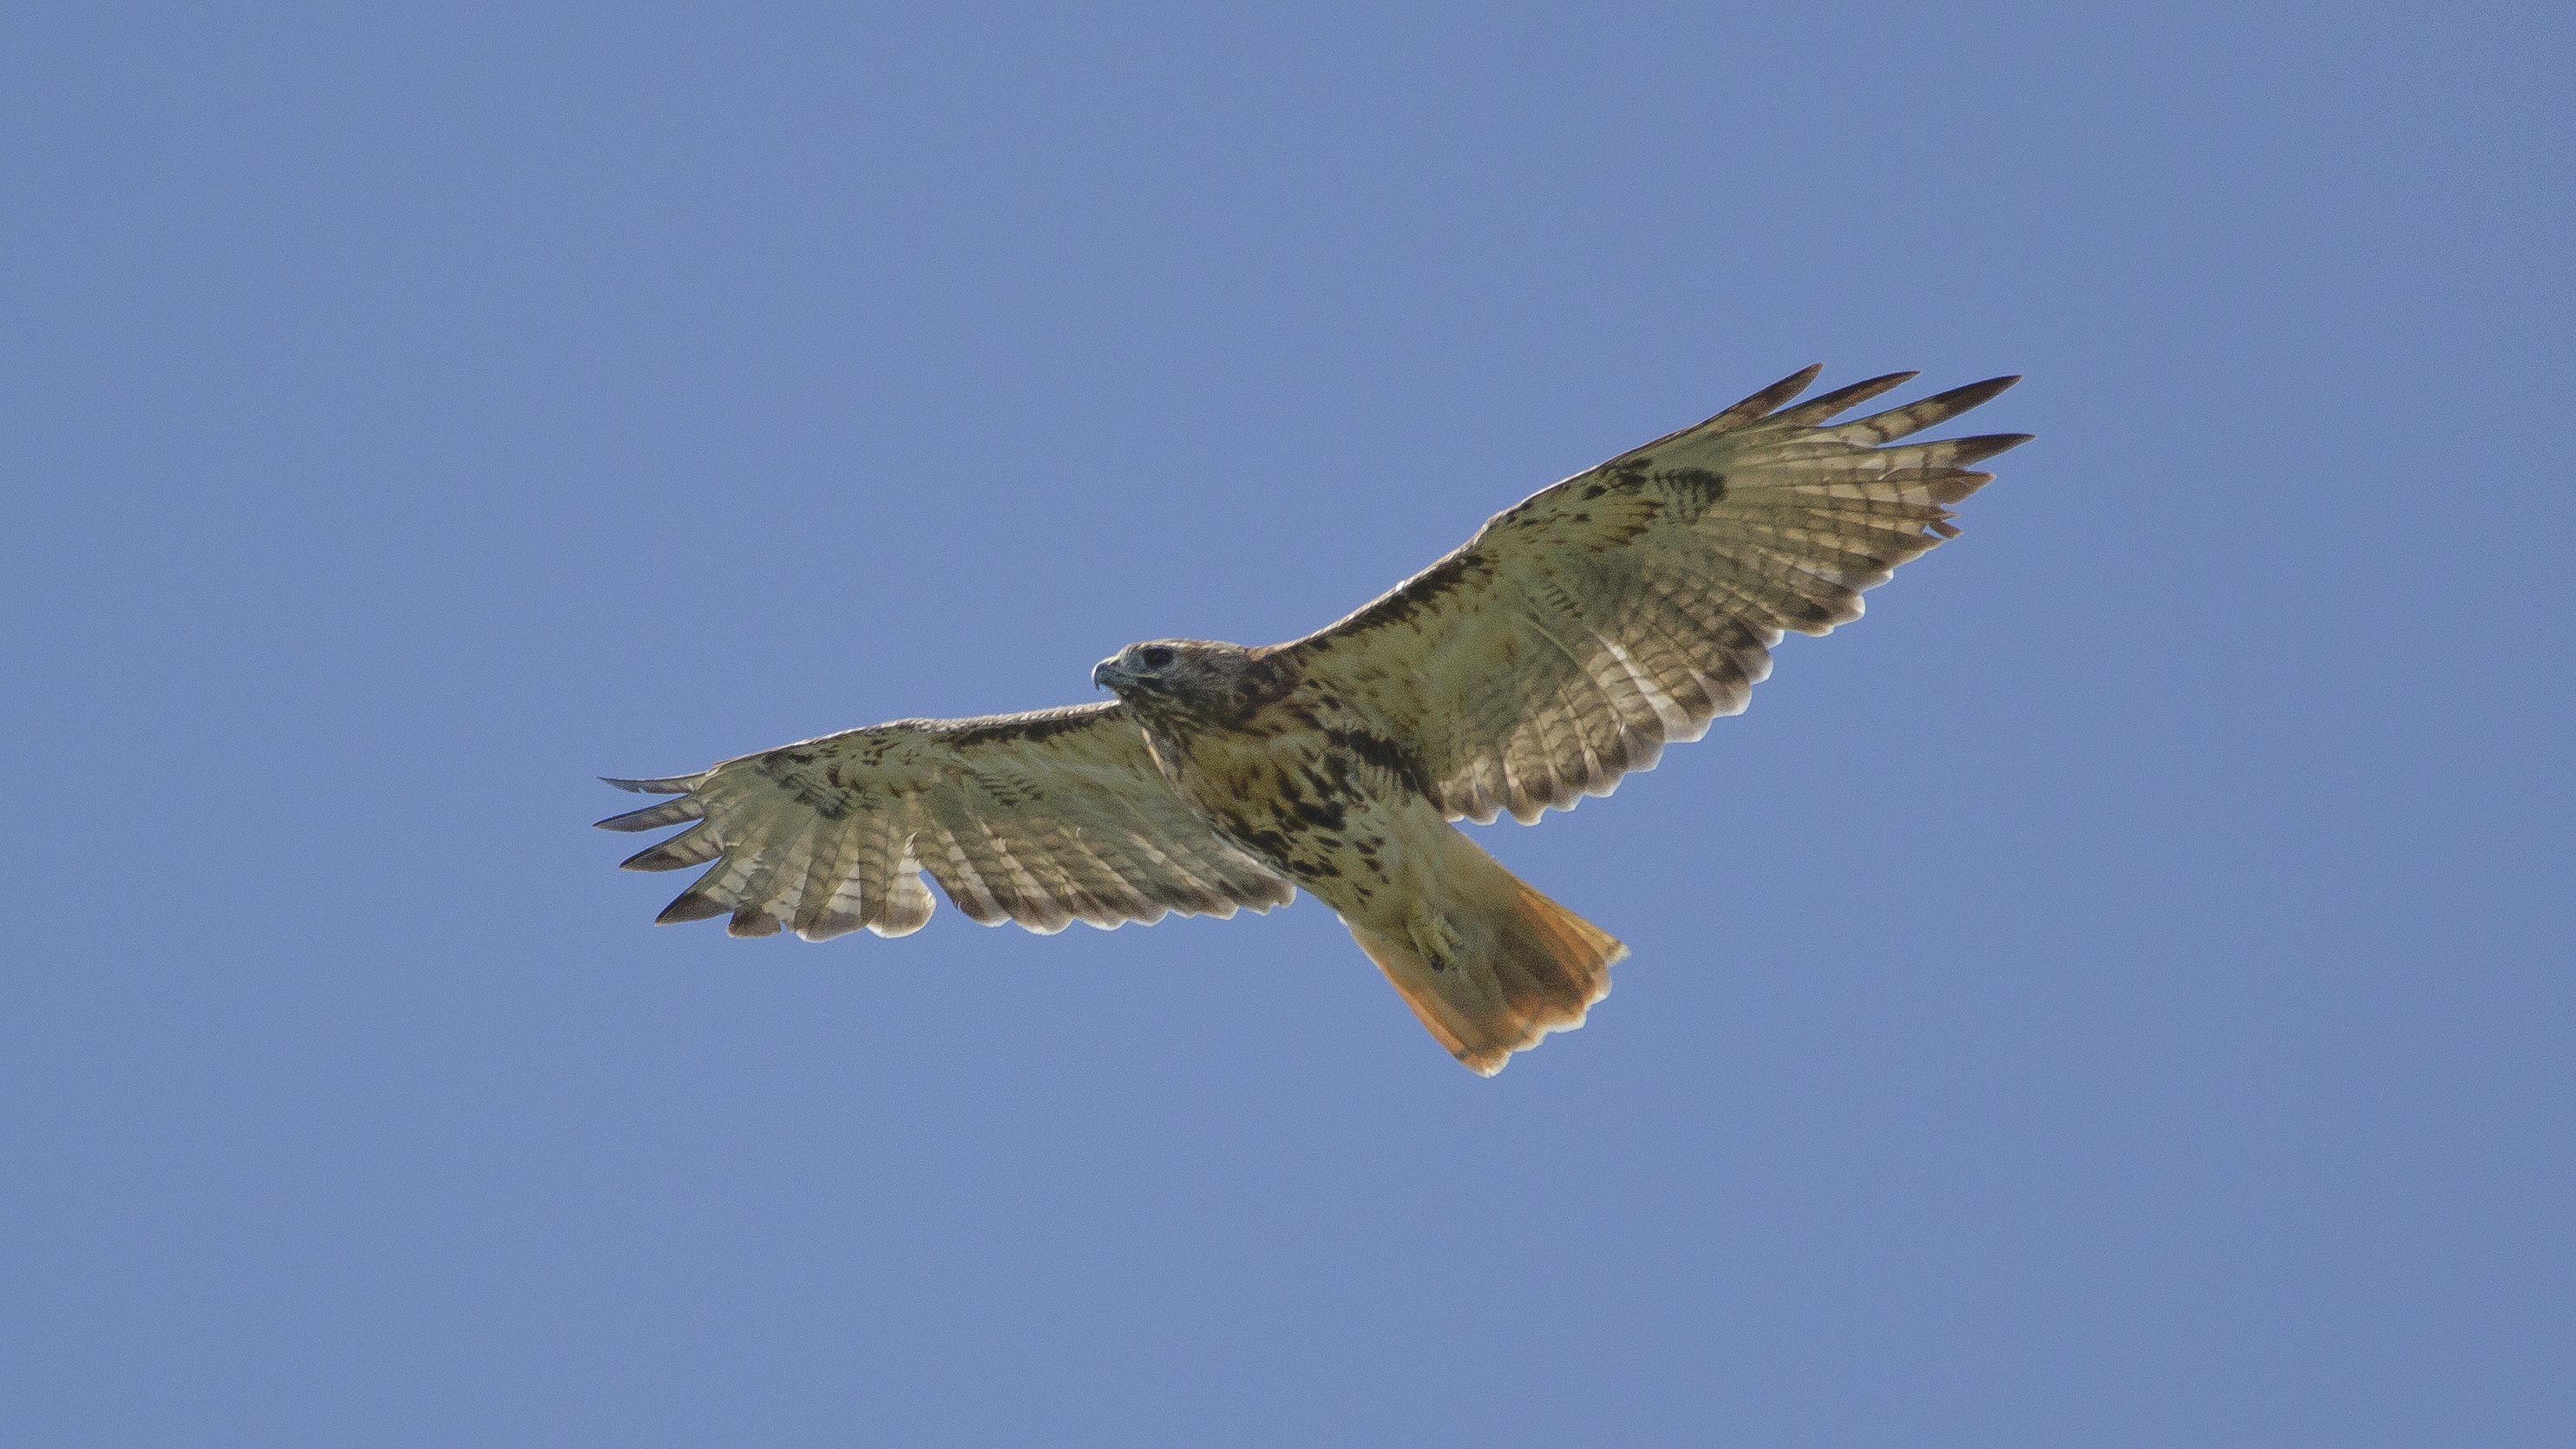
[{"left": 1155, "top": 709, "right": 1430, "bottom": 915}]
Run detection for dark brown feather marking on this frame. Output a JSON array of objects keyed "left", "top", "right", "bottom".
[
  {"left": 1655, "top": 467, "right": 1727, "bottom": 522},
  {"left": 945, "top": 703, "right": 1124, "bottom": 748},
  {"left": 1331, "top": 550, "right": 1491, "bottom": 635},
  {"left": 1324, "top": 729, "right": 1433, "bottom": 799},
  {"left": 757, "top": 756, "right": 862, "bottom": 822}
]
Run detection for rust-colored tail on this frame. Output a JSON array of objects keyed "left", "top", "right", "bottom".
[{"left": 1345, "top": 836, "right": 1625, "bottom": 1076}]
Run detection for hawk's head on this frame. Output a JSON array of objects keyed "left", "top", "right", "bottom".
[{"left": 1093, "top": 639, "right": 1294, "bottom": 731}]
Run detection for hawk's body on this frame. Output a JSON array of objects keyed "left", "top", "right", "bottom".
[
  {"left": 1106, "top": 639, "right": 1626, "bottom": 1072},
  {"left": 599, "top": 366, "right": 2029, "bottom": 1074}
]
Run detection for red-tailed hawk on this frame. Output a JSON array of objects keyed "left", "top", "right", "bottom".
[{"left": 598, "top": 366, "right": 2029, "bottom": 1074}]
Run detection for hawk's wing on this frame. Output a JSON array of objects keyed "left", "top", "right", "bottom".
[
  {"left": 595, "top": 702, "right": 1295, "bottom": 939},
  {"left": 1283, "top": 367, "right": 2030, "bottom": 824}
]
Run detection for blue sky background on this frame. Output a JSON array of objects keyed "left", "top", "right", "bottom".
[{"left": 4, "top": 3, "right": 2569, "bottom": 1445}]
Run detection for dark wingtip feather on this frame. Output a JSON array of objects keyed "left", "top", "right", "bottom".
[
  {"left": 601, "top": 774, "right": 697, "bottom": 795},
  {"left": 1773, "top": 370, "right": 1919, "bottom": 427},
  {"left": 1701, "top": 364, "right": 1825, "bottom": 433},
  {"left": 1606, "top": 365, "right": 1825, "bottom": 462},
  {"left": 620, "top": 836, "right": 706, "bottom": 872},
  {"left": 655, "top": 891, "right": 731, "bottom": 925},
  {"left": 1834, "top": 375, "right": 2029, "bottom": 445},
  {"left": 1949, "top": 433, "right": 2036, "bottom": 466},
  {"left": 1933, "top": 374, "right": 2022, "bottom": 412},
  {"left": 594, "top": 797, "right": 702, "bottom": 832}
]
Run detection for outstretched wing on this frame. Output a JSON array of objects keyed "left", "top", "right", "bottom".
[
  {"left": 1284, "top": 367, "right": 2030, "bottom": 824},
  {"left": 596, "top": 701, "right": 1295, "bottom": 940}
]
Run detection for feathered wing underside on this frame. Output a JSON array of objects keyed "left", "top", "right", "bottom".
[
  {"left": 1286, "top": 367, "right": 2030, "bottom": 823},
  {"left": 595, "top": 702, "right": 1295, "bottom": 941}
]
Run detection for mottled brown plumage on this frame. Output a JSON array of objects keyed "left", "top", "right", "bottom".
[{"left": 597, "top": 366, "right": 2029, "bottom": 1074}]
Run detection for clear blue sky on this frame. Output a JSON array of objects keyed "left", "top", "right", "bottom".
[{"left": 4, "top": 3, "right": 2568, "bottom": 1445}]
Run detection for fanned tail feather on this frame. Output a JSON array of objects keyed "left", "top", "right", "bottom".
[{"left": 1347, "top": 830, "right": 1625, "bottom": 1076}]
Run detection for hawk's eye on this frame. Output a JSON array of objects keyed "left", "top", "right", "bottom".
[{"left": 1138, "top": 646, "right": 1177, "bottom": 670}]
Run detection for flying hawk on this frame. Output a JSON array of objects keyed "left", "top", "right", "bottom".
[{"left": 597, "top": 366, "right": 2029, "bottom": 1074}]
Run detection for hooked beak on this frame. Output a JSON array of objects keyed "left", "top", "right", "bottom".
[{"left": 1091, "top": 656, "right": 1121, "bottom": 690}]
